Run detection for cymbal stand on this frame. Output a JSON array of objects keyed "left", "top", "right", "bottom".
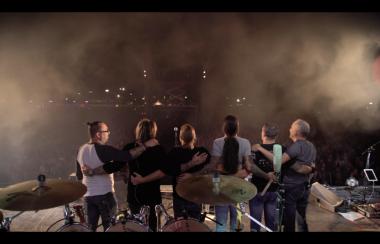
[
  {"left": 274, "top": 172, "right": 284, "bottom": 232},
  {"left": 62, "top": 204, "right": 74, "bottom": 226},
  {"left": 1, "top": 211, "right": 25, "bottom": 232},
  {"left": 231, "top": 203, "right": 273, "bottom": 232}
]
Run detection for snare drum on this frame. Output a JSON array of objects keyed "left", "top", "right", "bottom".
[
  {"left": 105, "top": 220, "right": 150, "bottom": 232},
  {"left": 56, "top": 223, "right": 92, "bottom": 232},
  {"left": 160, "top": 218, "right": 212, "bottom": 232}
]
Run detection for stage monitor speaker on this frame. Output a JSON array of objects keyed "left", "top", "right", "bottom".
[{"left": 309, "top": 182, "right": 344, "bottom": 213}]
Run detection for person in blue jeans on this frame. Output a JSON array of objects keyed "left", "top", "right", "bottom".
[
  {"left": 250, "top": 122, "right": 287, "bottom": 232},
  {"left": 179, "top": 115, "right": 276, "bottom": 232}
]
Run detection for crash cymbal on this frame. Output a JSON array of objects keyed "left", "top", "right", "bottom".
[
  {"left": 176, "top": 175, "right": 257, "bottom": 206},
  {"left": 0, "top": 179, "right": 87, "bottom": 211}
]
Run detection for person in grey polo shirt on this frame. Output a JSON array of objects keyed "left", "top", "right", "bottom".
[{"left": 251, "top": 119, "right": 316, "bottom": 232}]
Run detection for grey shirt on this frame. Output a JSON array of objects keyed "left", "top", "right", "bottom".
[
  {"left": 283, "top": 140, "right": 316, "bottom": 190},
  {"left": 212, "top": 136, "right": 251, "bottom": 165}
]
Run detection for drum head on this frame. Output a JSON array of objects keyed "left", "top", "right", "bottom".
[
  {"left": 105, "top": 220, "right": 149, "bottom": 232},
  {"left": 57, "top": 223, "right": 92, "bottom": 232},
  {"left": 162, "top": 218, "right": 211, "bottom": 232}
]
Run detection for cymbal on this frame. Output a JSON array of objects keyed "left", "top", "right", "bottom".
[
  {"left": 176, "top": 175, "right": 257, "bottom": 206},
  {"left": 0, "top": 179, "right": 87, "bottom": 211}
]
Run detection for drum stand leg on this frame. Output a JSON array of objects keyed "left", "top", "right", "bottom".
[
  {"left": 1, "top": 211, "right": 24, "bottom": 232},
  {"left": 230, "top": 204, "right": 273, "bottom": 232}
]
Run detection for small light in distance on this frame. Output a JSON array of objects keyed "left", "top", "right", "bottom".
[
  {"left": 30, "top": 101, "right": 33, "bottom": 102},
  {"left": 122, "top": 88, "right": 125, "bottom": 91},
  {"left": 85, "top": 101, "right": 88, "bottom": 103},
  {"left": 78, "top": 93, "right": 81, "bottom": 95},
  {"left": 49, "top": 101, "right": 53, "bottom": 103},
  {"left": 130, "top": 93, "right": 132, "bottom": 95},
  {"left": 144, "top": 70, "right": 146, "bottom": 73},
  {"left": 117, "top": 95, "right": 120, "bottom": 98},
  {"left": 66, "top": 98, "right": 68, "bottom": 100},
  {"left": 237, "top": 99, "right": 240, "bottom": 102},
  {"left": 73, "top": 101, "right": 76, "bottom": 103},
  {"left": 105, "top": 89, "right": 109, "bottom": 92},
  {"left": 185, "top": 96, "right": 187, "bottom": 99},
  {"left": 203, "top": 76, "right": 206, "bottom": 78},
  {"left": 144, "top": 74, "right": 146, "bottom": 77},
  {"left": 203, "top": 71, "right": 206, "bottom": 74},
  {"left": 243, "top": 97, "right": 245, "bottom": 100},
  {"left": 369, "top": 102, "right": 373, "bottom": 104},
  {"left": 89, "top": 91, "right": 92, "bottom": 93},
  {"left": 142, "top": 98, "right": 145, "bottom": 100}
]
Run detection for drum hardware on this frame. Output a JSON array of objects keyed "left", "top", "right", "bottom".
[
  {"left": 0, "top": 175, "right": 87, "bottom": 211},
  {"left": 177, "top": 174, "right": 274, "bottom": 232},
  {"left": 105, "top": 206, "right": 151, "bottom": 232},
  {"left": 0, "top": 211, "right": 24, "bottom": 232},
  {"left": 156, "top": 203, "right": 174, "bottom": 231},
  {"left": 156, "top": 204, "right": 212, "bottom": 232},
  {"left": 47, "top": 204, "right": 92, "bottom": 232}
]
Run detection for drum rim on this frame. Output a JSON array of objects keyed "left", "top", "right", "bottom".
[
  {"left": 161, "top": 218, "right": 212, "bottom": 232},
  {"left": 56, "top": 222, "right": 92, "bottom": 232},
  {"left": 105, "top": 220, "right": 150, "bottom": 232}
]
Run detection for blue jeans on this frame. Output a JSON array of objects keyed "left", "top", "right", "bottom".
[
  {"left": 83, "top": 191, "right": 118, "bottom": 232},
  {"left": 215, "top": 205, "right": 238, "bottom": 232},
  {"left": 248, "top": 191, "right": 277, "bottom": 232},
  {"left": 173, "top": 197, "right": 202, "bottom": 220},
  {"left": 282, "top": 185, "right": 310, "bottom": 232}
]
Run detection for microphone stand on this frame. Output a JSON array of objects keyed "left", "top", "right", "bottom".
[
  {"left": 360, "top": 141, "right": 380, "bottom": 203},
  {"left": 174, "top": 127, "right": 180, "bottom": 147}
]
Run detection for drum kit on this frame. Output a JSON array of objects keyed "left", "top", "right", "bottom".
[{"left": 0, "top": 172, "right": 273, "bottom": 232}]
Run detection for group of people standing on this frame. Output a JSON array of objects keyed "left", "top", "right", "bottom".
[{"left": 76, "top": 115, "right": 316, "bottom": 232}]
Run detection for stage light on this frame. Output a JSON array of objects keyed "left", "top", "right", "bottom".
[
  {"left": 89, "top": 91, "right": 92, "bottom": 93},
  {"left": 185, "top": 96, "right": 187, "bottom": 99},
  {"left": 117, "top": 95, "right": 120, "bottom": 98},
  {"left": 142, "top": 98, "right": 145, "bottom": 100},
  {"left": 130, "top": 93, "right": 132, "bottom": 95},
  {"left": 49, "top": 101, "right": 53, "bottom": 103},
  {"left": 122, "top": 88, "right": 125, "bottom": 91},
  {"left": 237, "top": 99, "right": 240, "bottom": 102},
  {"left": 144, "top": 70, "right": 146, "bottom": 73},
  {"left": 66, "top": 98, "right": 68, "bottom": 100},
  {"left": 369, "top": 102, "right": 373, "bottom": 104},
  {"left": 203, "top": 71, "right": 206, "bottom": 73},
  {"left": 85, "top": 101, "right": 88, "bottom": 103},
  {"left": 78, "top": 93, "right": 81, "bottom": 95},
  {"left": 203, "top": 76, "right": 206, "bottom": 78},
  {"left": 105, "top": 89, "right": 109, "bottom": 92},
  {"left": 144, "top": 74, "right": 146, "bottom": 77},
  {"left": 73, "top": 101, "right": 76, "bottom": 103},
  {"left": 243, "top": 97, "right": 245, "bottom": 100}
]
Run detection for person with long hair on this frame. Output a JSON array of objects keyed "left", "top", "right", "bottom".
[
  {"left": 178, "top": 115, "right": 275, "bottom": 232},
  {"left": 131, "top": 124, "right": 209, "bottom": 220}
]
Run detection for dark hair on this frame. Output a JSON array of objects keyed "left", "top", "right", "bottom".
[
  {"left": 87, "top": 121, "right": 103, "bottom": 138},
  {"left": 263, "top": 122, "right": 278, "bottom": 140},
  {"left": 180, "top": 124, "right": 196, "bottom": 149},
  {"left": 221, "top": 115, "right": 239, "bottom": 174},
  {"left": 135, "top": 118, "right": 157, "bottom": 143}
]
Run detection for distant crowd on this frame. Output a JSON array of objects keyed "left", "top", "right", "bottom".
[{"left": 2, "top": 107, "right": 380, "bottom": 187}]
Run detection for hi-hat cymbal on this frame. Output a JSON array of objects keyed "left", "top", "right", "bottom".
[
  {"left": 176, "top": 175, "right": 257, "bottom": 206},
  {"left": 0, "top": 179, "right": 87, "bottom": 211}
]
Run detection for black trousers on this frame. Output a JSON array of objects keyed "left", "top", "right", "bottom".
[
  {"left": 282, "top": 185, "right": 310, "bottom": 232},
  {"left": 128, "top": 203, "right": 158, "bottom": 232}
]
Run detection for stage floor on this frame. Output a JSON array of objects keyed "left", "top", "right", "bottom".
[{"left": 1, "top": 189, "right": 373, "bottom": 232}]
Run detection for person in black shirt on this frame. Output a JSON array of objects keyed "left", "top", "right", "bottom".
[
  {"left": 250, "top": 122, "right": 287, "bottom": 232},
  {"left": 131, "top": 124, "right": 210, "bottom": 220}
]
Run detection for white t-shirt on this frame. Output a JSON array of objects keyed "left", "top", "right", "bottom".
[{"left": 212, "top": 136, "right": 251, "bottom": 165}]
